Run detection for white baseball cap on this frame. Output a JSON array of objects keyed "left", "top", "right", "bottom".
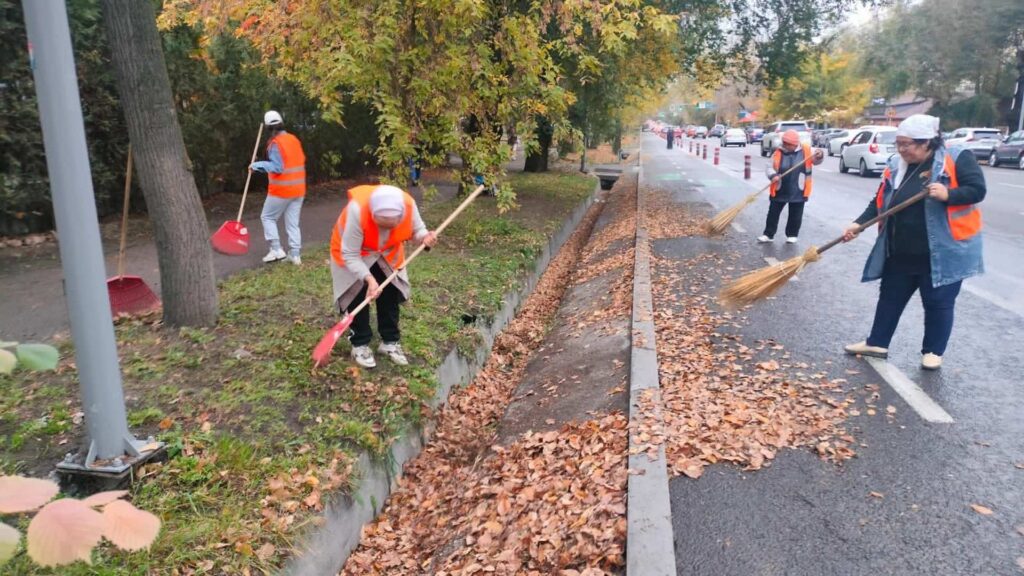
[{"left": 264, "top": 110, "right": 283, "bottom": 126}]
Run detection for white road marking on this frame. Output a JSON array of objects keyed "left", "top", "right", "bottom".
[
  {"left": 998, "top": 183, "right": 1024, "bottom": 189},
  {"left": 816, "top": 167, "right": 834, "bottom": 173},
  {"left": 864, "top": 357, "right": 954, "bottom": 423},
  {"left": 731, "top": 222, "right": 746, "bottom": 233},
  {"left": 763, "top": 256, "right": 798, "bottom": 281}
]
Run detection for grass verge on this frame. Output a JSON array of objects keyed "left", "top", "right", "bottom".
[{"left": 0, "top": 171, "right": 593, "bottom": 574}]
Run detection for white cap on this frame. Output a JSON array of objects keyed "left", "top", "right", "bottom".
[
  {"left": 264, "top": 110, "right": 283, "bottom": 126},
  {"left": 896, "top": 114, "right": 940, "bottom": 140},
  {"left": 369, "top": 185, "right": 405, "bottom": 219}
]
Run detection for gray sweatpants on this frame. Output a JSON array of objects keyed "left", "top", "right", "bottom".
[{"left": 261, "top": 195, "right": 304, "bottom": 257}]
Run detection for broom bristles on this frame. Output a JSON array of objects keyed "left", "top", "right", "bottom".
[
  {"left": 719, "top": 247, "right": 820, "bottom": 307},
  {"left": 703, "top": 190, "right": 761, "bottom": 236}
]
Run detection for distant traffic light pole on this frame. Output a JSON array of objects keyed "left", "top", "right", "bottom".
[{"left": 23, "top": 0, "right": 153, "bottom": 475}]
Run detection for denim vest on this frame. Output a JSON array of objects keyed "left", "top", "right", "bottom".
[{"left": 861, "top": 146, "right": 984, "bottom": 287}]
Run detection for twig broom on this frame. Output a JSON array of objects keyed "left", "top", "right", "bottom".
[
  {"left": 702, "top": 160, "right": 809, "bottom": 236},
  {"left": 719, "top": 189, "right": 930, "bottom": 307}
]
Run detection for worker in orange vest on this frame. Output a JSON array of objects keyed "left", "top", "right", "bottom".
[
  {"left": 330, "top": 185, "right": 437, "bottom": 368},
  {"left": 250, "top": 110, "right": 306, "bottom": 265},
  {"left": 758, "top": 130, "right": 824, "bottom": 244}
]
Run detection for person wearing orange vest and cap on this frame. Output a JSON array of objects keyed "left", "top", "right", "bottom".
[
  {"left": 250, "top": 110, "right": 306, "bottom": 265},
  {"left": 330, "top": 185, "right": 437, "bottom": 368},
  {"left": 842, "top": 114, "right": 986, "bottom": 370},
  {"left": 757, "top": 129, "right": 824, "bottom": 244}
]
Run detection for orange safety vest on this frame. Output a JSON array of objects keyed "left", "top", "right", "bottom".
[
  {"left": 267, "top": 132, "right": 306, "bottom": 198},
  {"left": 769, "top": 143, "right": 815, "bottom": 198},
  {"left": 330, "top": 185, "right": 416, "bottom": 268},
  {"left": 876, "top": 154, "right": 982, "bottom": 241}
]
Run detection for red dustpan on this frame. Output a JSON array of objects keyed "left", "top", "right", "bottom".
[
  {"left": 312, "top": 184, "right": 487, "bottom": 368},
  {"left": 211, "top": 123, "right": 263, "bottom": 255},
  {"left": 107, "top": 146, "right": 161, "bottom": 317}
]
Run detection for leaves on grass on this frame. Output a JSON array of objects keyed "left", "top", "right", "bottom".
[
  {"left": 102, "top": 499, "right": 161, "bottom": 551},
  {"left": 0, "top": 521, "right": 20, "bottom": 563},
  {"left": 0, "top": 476, "right": 59, "bottom": 513},
  {"left": 27, "top": 499, "right": 104, "bottom": 566}
]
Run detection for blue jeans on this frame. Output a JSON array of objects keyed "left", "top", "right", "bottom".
[
  {"left": 866, "top": 273, "right": 962, "bottom": 356},
  {"left": 261, "top": 195, "right": 304, "bottom": 257}
]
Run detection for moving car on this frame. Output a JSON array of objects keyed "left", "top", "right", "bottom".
[
  {"left": 695, "top": 126, "right": 709, "bottom": 138},
  {"left": 708, "top": 124, "right": 727, "bottom": 138},
  {"left": 720, "top": 128, "right": 747, "bottom": 147},
  {"left": 760, "top": 120, "right": 812, "bottom": 157},
  {"left": 815, "top": 128, "right": 846, "bottom": 147},
  {"left": 746, "top": 127, "right": 765, "bottom": 143},
  {"left": 840, "top": 127, "right": 897, "bottom": 177},
  {"left": 826, "top": 130, "right": 852, "bottom": 156},
  {"left": 989, "top": 130, "right": 1024, "bottom": 170},
  {"left": 686, "top": 125, "right": 697, "bottom": 138},
  {"left": 946, "top": 127, "right": 1004, "bottom": 160},
  {"left": 829, "top": 125, "right": 885, "bottom": 157}
]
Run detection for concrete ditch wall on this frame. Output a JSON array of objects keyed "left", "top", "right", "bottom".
[{"left": 285, "top": 184, "right": 598, "bottom": 576}]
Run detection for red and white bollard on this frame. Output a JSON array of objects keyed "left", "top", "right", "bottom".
[
  {"left": 689, "top": 140, "right": 694, "bottom": 154},
  {"left": 714, "top": 147, "right": 720, "bottom": 165},
  {"left": 744, "top": 155, "right": 751, "bottom": 179},
  {"left": 702, "top": 144, "right": 707, "bottom": 160}
]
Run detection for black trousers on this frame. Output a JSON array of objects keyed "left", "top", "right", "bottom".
[
  {"left": 763, "top": 201, "right": 805, "bottom": 238},
  {"left": 347, "top": 263, "right": 404, "bottom": 346}
]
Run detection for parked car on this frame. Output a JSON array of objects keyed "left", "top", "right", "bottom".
[
  {"left": 695, "top": 126, "right": 709, "bottom": 138},
  {"left": 825, "top": 130, "right": 852, "bottom": 156},
  {"left": 840, "top": 127, "right": 897, "bottom": 177},
  {"left": 746, "top": 127, "right": 765, "bottom": 143},
  {"left": 815, "top": 128, "right": 846, "bottom": 147},
  {"left": 989, "top": 130, "right": 1024, "bottom": 170},
  {"left": 760, "top": 120, "right": 812, "bottom": 156},
  {"left": 946, "top": 127, "right": 1004, "bottom": 160},
  {"left": 720, "top": 128, "right": 747, "bottom": 147},
  {"left": 829, "top": 125, "right": 885, "bottom": 157},
  {"left": 686, "top": 125, "right": 697, "bottom": 138},
  {"left": 708, "top": 124, "right": 726, "bottom": 138}
]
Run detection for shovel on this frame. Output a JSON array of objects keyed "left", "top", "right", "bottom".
[
  {"left": 312, "top": 184, "right": 487, "bottom": 367},
  {"left": 211, "top": 123, "right": 264, "bottom": 255},
  {"left": 107, "top": 146, "right": 161, "bottom": 317}
]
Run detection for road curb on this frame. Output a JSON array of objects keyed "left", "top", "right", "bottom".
[{"left": 627, "top": 147, "right": 678, "bottom": 575}]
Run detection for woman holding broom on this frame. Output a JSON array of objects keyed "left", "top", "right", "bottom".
[
  {"left": 842, "top": 114, "right": 986, "bottom": 370},
  {"left": 757, "top": 130, "right": 825, "bottom": 244}
]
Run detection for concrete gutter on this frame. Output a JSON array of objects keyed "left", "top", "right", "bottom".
[
  {"left": 627, "top": 149, "right": 678, "bottom": 575},
  {"left": 285, "top": 183, "right": 599, "bottom": 576}
]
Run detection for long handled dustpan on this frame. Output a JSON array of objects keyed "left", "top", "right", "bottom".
[
  {"left": 107, "top": 146, "right": 161, "bottom": 317},
  {"left": 211, "top": 123, "right": 264, "bottom": 255},
  {"left": 312, "top": 184, "right": 487, "bottom": 368}
]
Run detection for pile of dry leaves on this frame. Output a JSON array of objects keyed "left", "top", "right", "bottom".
[{"left": 342, "top": 185, "right": 631, "bottom": 575}]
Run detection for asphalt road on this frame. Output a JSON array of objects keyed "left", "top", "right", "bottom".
[{"left": 642, "top": 133, "right": 1024, "bottom": 576}]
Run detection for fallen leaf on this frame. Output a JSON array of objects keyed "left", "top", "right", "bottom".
[
  {"left": 256, "top": 542, "right": 276, "bottom": 561},
  {"left": 869, "top": 491, "right": 884, "bottom": 499},
  {"left": 102, "top": 500, "right": 160, "bottom": 551},
  {"left": 0, "top": 476, "right": 59, "bottom": 513},
  {"left": 886, "top": 405, "right": 897, "bottom": 415},
  {"left": 27, "top": 499, "right": 104, "bottom": 567},
  {"left": 200, "top": 421, "right": 212, "bottom": 433},
  {"left": 970, "top": 504, "right": 994, "bottom": 516},
  {"left": 0, "top": 522, "right": 20, "bottom": 564},
  {"left": 80, "top": 490, "right": 128, "bottom": 508},
  {"left": 158, "top": 417, "right": 173, "bottom": 431}
]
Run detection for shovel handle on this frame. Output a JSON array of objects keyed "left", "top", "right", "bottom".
[
  {"left": 238, "top": 123, "right": 265, "bottom": 221},
  {"left": 116, "top": 146, "right": 133, "bottom": 279}
]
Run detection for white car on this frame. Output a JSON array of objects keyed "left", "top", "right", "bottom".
[
  {"left": 761, "top": 120, "right": 812, "bottom": 156},
  {"left": 840, "top": 127, "right": 897, "bottom": 177},
  {"left": 720, "top": 128, "right": 747, "bottom": 147},
  {"left": 946, "top": 127, "right": 1004, "bottom": 160},
  {"left": 830, "top": 125, "right": 887, "bottom": 158}
]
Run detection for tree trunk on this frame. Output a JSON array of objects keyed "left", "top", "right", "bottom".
[
  {"left": 524, "top": 117, "right": 552, "bottom": 173},
  {"left": 100, "top": 0, "right": 218, "bottom": 326}
]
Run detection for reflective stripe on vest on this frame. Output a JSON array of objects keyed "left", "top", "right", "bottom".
[
  {"left": 874, "top": 154, "right": 982, "bottom": 241},
  {"left": 330, "top": 185, "right": 415, "bottom": 268},
  {"left": 769, "top": 143, "right": 814, "bottom": 198},
  {"left": 267, "top": 133, "right": 306, "bottom": 198}
]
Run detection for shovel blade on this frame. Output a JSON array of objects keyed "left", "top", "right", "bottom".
[
  {"left": 312, "top": 315, "right": 354, "bottom": 368},
  {"left": 211, "top": 220, "right": 250, "bottom": 255}
]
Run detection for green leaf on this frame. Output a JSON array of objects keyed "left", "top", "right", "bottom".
[
  {"left": 0, "top": 341, "right": 18, "bottom": 349},
  {"left": 15, "top": 344, "right": 59, "bottom": 372},
  {"left": 0, "top": 521, "right": 19, "bottom": 564},
  {"left": 0, "top": 349, "right": 15, "bottom": 375}
]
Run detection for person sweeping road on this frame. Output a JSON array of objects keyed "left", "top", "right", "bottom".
[
  {"left": 250, "top": 110, "right": 306, "bottom": 265},
  {"left": 757, "top": 130, "right": 824, "bottom": 244},
  {"left": 330, "top": 184, "right": 437, "bottom": 368},
  {"left": 842, "top": 114, "right": 986, "bottom": 370}
]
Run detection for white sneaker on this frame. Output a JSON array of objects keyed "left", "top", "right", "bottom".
[
  {"left": 378, "top": 342, "right": 409, "bottom": 365},
  {"left": 262, "top": 248, "right": 286, "bottom": 263},
  {"left": 786, "top": 237, "right": 799, "bottom": 244},
  {"left": 757, "top": 235, "right": 772, "bottom": 243},
  {"left": 844, "top": 341, "right": 888, "bottom": 358},
  {"left": 350, "top": 345, "right": 376, "bottom": 368},
  {"left": 288, "top": 254, "right": 302, "bottom": 266},
  {"left": 921, "top": 353, "right": 942, "bottom": 370}
]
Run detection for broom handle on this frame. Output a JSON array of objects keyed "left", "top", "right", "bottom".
[
  {"left": 116, "top": 145, "right": 133, "bottom": 279},
  {"left": 816, "top": 189, "right": 930, "bottom": 255},
  {"left": 345, "top": 184, "right": 487, "bottom": 319},
  {"left": 750, "top": 157, "right": 813, "bottom": 197},
  {"left": 237, "top": 122, "right": 265, "bottom": 221}
]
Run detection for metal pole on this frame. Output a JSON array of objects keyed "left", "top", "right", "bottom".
[{"left": 23, "top": 0, "right": 142, "bottom": 467}]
